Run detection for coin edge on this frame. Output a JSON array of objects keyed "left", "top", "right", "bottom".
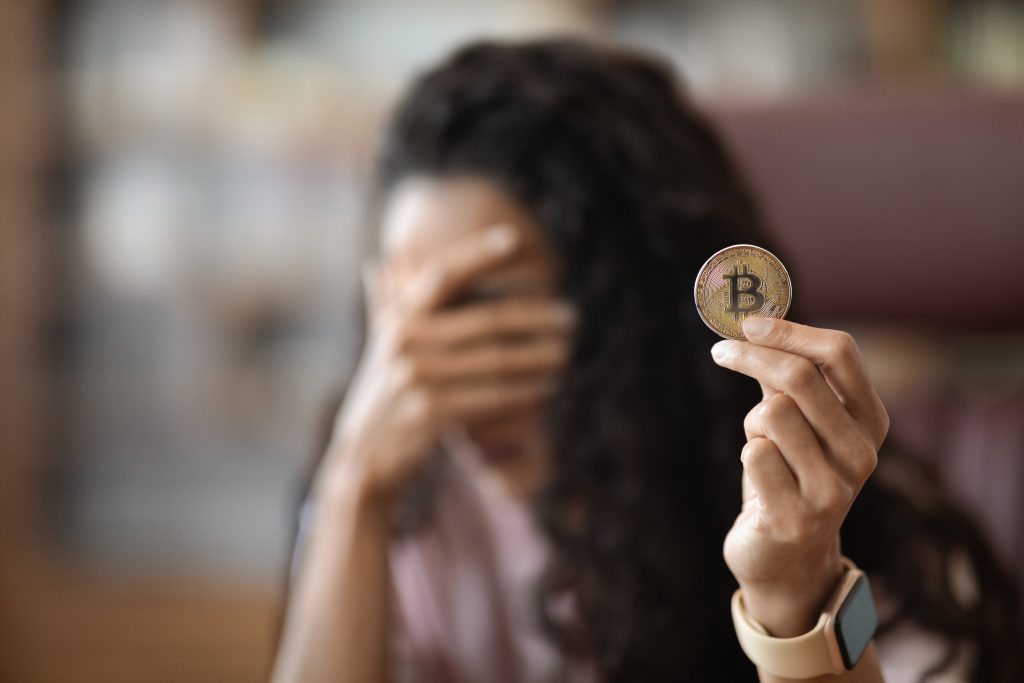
[{"left": 692, "top": 243, "right": 793, "bottom": 341}]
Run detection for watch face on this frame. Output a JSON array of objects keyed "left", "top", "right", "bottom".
[{"left": 835, "top": 574, "right": 879, "bottom": 670}]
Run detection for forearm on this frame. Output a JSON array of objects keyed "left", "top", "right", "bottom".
[
  {"left": 757, "top": 642, "right": 882, "bottom": 683},
  {"left": 271, "top": 468, "right": 393, "bottom": 683}
]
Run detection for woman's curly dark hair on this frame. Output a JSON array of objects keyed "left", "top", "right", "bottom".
[{"left": 305, "top": 38, "right": 1023, "bottom": 682}]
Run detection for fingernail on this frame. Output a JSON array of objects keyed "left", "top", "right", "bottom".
[
  {"left": 743, "top": 317, "right": 773, "bottom": 339},
  {"left": 711, "top": 340, "right": 734, "bottom": 362},
  {"left": 482, "top": 225, "right": 516, "bottom": 254}
]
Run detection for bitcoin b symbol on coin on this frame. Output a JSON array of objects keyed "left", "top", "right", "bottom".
[
  {"left": 694, "top": 244, "right": 792, "bottom": 340},
  {"left": 724, "top": 263, "right": 765, "bottom": 320}
]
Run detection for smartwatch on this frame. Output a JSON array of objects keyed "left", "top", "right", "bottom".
[{"left": 731, "top": 557, "right": 878, "bottom": 679}]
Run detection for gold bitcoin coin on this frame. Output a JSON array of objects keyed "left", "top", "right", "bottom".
[{"left": 694, "top": 244, "right": 792, "bottom": 340}]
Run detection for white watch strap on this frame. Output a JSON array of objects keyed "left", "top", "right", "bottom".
[{"left": 731, "top": 589, "right": 839, "bottom": 679}]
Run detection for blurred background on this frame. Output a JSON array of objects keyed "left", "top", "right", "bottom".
[{"left": 1, "top": 1, "right": 1022, "bottom": 681}]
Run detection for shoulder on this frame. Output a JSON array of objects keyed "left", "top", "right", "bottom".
[
  {"left": 875, "top": 618, "right": 974, "bottom": 683},
  {"left": 873, "top": 551, "right": 979, "bottom": 683}
]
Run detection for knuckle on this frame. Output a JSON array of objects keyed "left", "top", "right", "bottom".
[
  {"left": 851, "top": 444, "right": 879, "bottom": 481},
  {"left": 742, "top": 437, "right": 773, "bottom": 464},
  {"left": 774, "top": 322, "right": 795, "bottom": 347},
  {"left": 877, "top": 405, "right": 891, "bottom": 444},
  {"left": 814, "top": 478, "right": 852, "bottom": 515},
  {"left": 743, "top": 405, "right": 763, "bottom": 437},
  {"left": 781, "top": 358, "right": 818, "bottom": 391},
  {"left": 761, "top": 393, "right": 796, "bottom": 424},
  {"left": 827, "top": 331, "right": 858, "bottom": 364}
]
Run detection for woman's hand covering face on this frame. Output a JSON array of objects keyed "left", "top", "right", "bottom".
[
  {"left": 713, "top": 318, "right": 889, "bottom": 637},
  {"left": 323, "top": 224, "right": 575, "bottom": 502}
]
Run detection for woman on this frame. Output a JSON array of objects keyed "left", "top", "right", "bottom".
[{"left": 272, "top": 39, "right": 1022, "bottom": 682}]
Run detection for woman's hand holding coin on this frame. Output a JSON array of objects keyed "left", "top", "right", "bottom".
[
  {"left": 695, "top": 244, "right": 888, "bottom": 643},
  {"left": 713, "top": 318, "right": 889, "bottom": 638}
]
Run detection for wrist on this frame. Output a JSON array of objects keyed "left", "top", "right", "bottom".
[
  {"left": 738, "top": 553, "right": 844, "bottom": 637},
  {"left": 313, "top": 439, "right": 396, "bottom": 518}
]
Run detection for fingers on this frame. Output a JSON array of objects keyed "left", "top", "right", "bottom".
[
  {"left": 725, "top": 330, "right": 881, "bottom": 490},
  {"left": 409, "top": 336, "right": 569, "bottom": 383},
  {"left": 723, "top": 323, "right": 884, "bottom": 595},
  {"left": 403, "top": 297, "right": 576, "bottom": 349},
  {"left": 743, "top": 394, "right": 864, "bottom": 495},
  {"left": 399, "top": 376, "right": 556, "bottom": 425},
  {"left": 435, "top": 377, "right": 556, "bottom": 420},
  {"left": 712, "top": 339, "right": 860, "bottom": 453},
  {"left": 741, "top": 433, "right": 855, "bottom": 549},
  {"left": 395, "top": 330, "right": 568, "bottom": 422},
  {"left": 742, "top": 319, "right": 889, "bottom": 448},
  {"left": 394, "top": 224, "right": 522, "bottom": 314},
  {"left": 741, "top": 438, "right": 799, "bottom": 517}
]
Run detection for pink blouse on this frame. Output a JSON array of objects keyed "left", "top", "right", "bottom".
[
  {"left": 298, "top": 449, "right": 973, "bottom": 682},
  {"left": 388, "top": 451, "right": 594, "bottom": 683}
]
